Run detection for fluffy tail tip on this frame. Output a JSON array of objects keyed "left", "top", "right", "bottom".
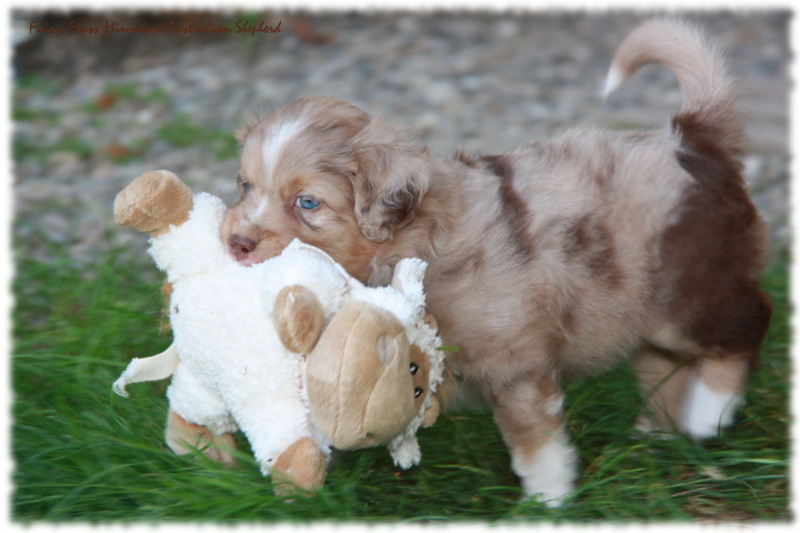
[{"left": 601, "top": 65, "right": 624, "bottom": 100}]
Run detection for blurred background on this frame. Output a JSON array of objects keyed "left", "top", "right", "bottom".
[{"left": 11, "top": 9, "right": 790, "bottom": 266}]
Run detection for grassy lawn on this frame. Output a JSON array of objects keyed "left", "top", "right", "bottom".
[{"left": 10, "top": 240, "right": 790, "bottom": 523}]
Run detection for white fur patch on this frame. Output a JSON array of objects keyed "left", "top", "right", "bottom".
[
  {"left": 251, "top": 197, "right": 270, "bottom": 220},
  {"left": 546, "top": 394, "right": 565, "bottom": 418},
  {"left": 512, "top": 428, "right": 578, "bottom": 507},
  {"left": 680, "top": 374, "right": 743, "bottom": 440},
  {"left": 601, "top": 65, "right": 624, "bottom": 99},
  {"left": 262, "top": 119, "right": 304, "bottom": 169}
]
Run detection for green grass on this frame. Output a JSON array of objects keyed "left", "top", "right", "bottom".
[{"left": 11, "top": 242, "right": 791, "bottom": 523}]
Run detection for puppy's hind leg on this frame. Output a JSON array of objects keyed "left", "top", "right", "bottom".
[
  {"left": 487, "top": 368, "right": 578, "bottom": 507},
  {"left": 672, "top": 286, "right": 770, "bottom": 440},
  {"left": 632, "top": 347, "right": 694, "bottom": 436},
  {"left": 634, "top": 346, "right": 753, "bottom": 441}
]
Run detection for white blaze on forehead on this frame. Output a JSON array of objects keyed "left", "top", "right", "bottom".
[
  {"left": 252, "top": 196, "right": 270, "bottom": 220},
  {"left": 262, "top": 119, "right": 304, "bottom": 171}
]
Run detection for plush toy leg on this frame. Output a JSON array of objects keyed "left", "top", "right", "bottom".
[
  {"left": 273, "top": 285, "right": 325, "bottom": 354},
  {"left": 165, "top": 409, "right": 236, "bottom": 465},
  {"left": 272, "top": 437, "right": 327, "bottom": 496},
  {"left": 113, "top": 169, "right": 193, "bottom": 236}
]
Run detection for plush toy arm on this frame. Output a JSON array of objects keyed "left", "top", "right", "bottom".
[
  {"left": 113, "top": 343, "right": 179, "bottom": 397},
  {"left": 114, "top": 170, "right": 194, "bottom": 236}
]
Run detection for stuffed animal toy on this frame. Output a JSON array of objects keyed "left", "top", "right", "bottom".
[{"left": 111, "top": 170, "right": 443, "bottom": 495}]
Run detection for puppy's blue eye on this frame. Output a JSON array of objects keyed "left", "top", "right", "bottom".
[{"left": 296, "top": 196, "right": 320, "bottom": 210}]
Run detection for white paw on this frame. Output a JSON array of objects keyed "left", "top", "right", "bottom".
[
  {"left": 680, "top": 374, "right": 743, "bottom": 440},
  {"left": 513, "top": 430, "right": 578, "bottom": 507}
]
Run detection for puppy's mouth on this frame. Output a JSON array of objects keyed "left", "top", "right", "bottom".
[
  {"left": 226, "top": 232, "right": 291, "bottom": 267},
  {"left": 232, "top": 254, "right": 259, "bottom": 268}
]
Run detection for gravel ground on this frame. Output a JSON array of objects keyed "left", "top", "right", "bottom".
[{"left": 11, "top": 9, "right": 791, "bottom": 266}]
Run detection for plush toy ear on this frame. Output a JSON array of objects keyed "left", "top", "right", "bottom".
[
  {"left": 347, "top": 120, "right": 431, "bottom": 243},
  {"left": 114, "top": 170, "right": 194, "bottom": 236}
]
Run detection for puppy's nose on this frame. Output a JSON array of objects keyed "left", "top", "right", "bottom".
[{"left": 228, "top": 234, "right": 257, "bottom": 261}]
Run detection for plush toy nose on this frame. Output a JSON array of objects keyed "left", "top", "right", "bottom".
[{"left": 228, "top": 234, "right": 257, "bottom": 261}]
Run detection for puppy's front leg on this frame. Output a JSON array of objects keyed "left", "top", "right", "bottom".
[{"left": 488, "top": 369, "right": 578, "bottom": 507}]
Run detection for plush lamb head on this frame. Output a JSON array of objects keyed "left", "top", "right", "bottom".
[{"left": 112, "top": 170, "right": 443, "bottom": 495}]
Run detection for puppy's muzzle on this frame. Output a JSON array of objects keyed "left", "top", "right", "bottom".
[{"left": 228, "top": 234, "right": 257, "bottom": 262}]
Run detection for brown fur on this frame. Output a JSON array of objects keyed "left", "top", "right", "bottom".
[{"left": 211, "top": 19, "right": 770, "bottom": 504}]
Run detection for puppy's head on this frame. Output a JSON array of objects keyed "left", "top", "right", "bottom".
[{"left": 220, "top": 96, "right": 431, "bottom": 280}]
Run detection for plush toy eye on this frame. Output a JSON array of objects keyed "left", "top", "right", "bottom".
[
  {"left": 409, "top": 363, "right": 419, "bottom": 375},
  {"left": 296, "top": 196, "right": 320, "bottom": 210},
  {"left": 414, "top": 387, "right": 423, "bottom": 398}
]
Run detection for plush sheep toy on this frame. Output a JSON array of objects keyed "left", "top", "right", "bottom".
[{"left": 111, "top": 170, "right": 443, "bottom": 495}]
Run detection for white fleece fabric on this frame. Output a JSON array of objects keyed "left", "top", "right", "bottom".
[{"left": 114, "top": 192, "right": 442, "bottom": 474}]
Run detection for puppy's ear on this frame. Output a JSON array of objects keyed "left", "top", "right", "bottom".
[
  {"left": 348, "top": 120, "right": 431, "bottom": 242},
  {"left": 235, "top": 106, "right": 270, "bottom": 145}
]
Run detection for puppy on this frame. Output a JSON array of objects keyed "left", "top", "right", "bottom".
[{"left": 173, "top": 19, "right": 772, "bottom": 506}]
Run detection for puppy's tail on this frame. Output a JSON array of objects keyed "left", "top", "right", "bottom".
[{"left": 603, "top": 19, "right": 743, "bottom": 155}]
